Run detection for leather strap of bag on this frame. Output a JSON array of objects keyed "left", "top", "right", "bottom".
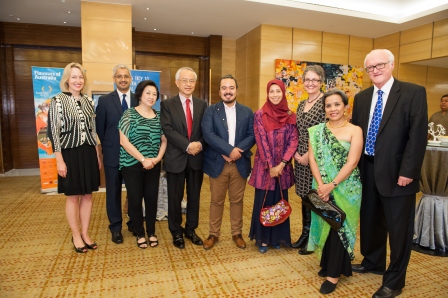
[{"left": 261, "top": 176, "right": 283, "bottom": 208}]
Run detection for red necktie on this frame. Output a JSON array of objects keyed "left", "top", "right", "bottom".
[{"left": 186, "top": 98, "right": 193, "bottom": 139}]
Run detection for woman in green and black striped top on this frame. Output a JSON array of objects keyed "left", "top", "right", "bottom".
[{"left": 119, "top": 80, "right": 167, "bottom": 249}]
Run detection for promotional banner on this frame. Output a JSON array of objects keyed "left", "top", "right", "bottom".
[
  {"left": 130, "top": 70, "right": 161, "bottom": 110},
  {"left": 32, "top": 66, "right": 63, "bottom": 193}
]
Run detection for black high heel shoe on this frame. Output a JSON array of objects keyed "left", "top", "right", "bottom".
[
  {"left": 72, "top": 237, "right": 88, "bottom": 253},
  {"left": 81, "top": 235, "right": 98, "bottom": 250}
]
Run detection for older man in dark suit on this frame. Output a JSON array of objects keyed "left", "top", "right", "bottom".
[
  {"left": 96, "top": 64, "right": 137, "bottom": 244},
  {"left": 351, "top": 49, "right": 428, "bottom": 298},
  {"left": 201, "top": 74, "right": 255, "bottom": 250},
  {"left": 160, "top": 67, "right": 207, "bottom": 249}
]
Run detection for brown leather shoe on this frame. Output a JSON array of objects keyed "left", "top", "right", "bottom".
[
  {"left": 203, "top": 235, "right": 218, "bottom": 250},
  {"left": 232, "top": 234, "right": 246, "bottom": 249}
]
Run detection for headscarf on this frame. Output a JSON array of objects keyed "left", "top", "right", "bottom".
[{"left": 261, "top": 79, "right": 296, "bottom": 132}]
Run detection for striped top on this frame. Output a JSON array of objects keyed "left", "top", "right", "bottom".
[
  {"left": 118, "top": 108, "right": 163, "bottom": 169},
  {"left": 47, "top": 92, "right": 97, "bottom": 152}
]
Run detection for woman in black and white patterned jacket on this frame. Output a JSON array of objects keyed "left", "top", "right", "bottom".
[{"left": 47, "top": 62, "right": 101, "bottom": 253}]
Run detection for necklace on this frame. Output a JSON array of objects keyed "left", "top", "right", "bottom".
[
  {"left": 327, "top": 120, "right": 348, "bottom": 128},
  {"left": 307, "top": 92, "right": 322, "bottom": 103}
]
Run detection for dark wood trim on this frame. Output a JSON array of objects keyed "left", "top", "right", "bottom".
[{"left": 208, "top": 35, "right": 222, "bottom": 105}]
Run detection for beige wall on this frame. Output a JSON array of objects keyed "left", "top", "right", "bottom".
[
  {"left": 81, "top": 1, "right": 133, "bottom": 93},
  {"left": 230, "top": 18, "right": 448, "bottom": 117}
]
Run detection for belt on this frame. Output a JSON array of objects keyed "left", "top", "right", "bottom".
[
  {"left": 227, "top": 161, "right": 234, "bottom": 165},
  {"left": 364, "top": 154, "right": 374, "bottom": 163}
]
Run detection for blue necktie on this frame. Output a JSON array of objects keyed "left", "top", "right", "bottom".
[
  {"left": 121, "top": 94, "right": 128, "bottom": 112},
  {"left": 365, "top": 90, "right": 384, "bottom": 155}
]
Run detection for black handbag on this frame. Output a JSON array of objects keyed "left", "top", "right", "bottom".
[{"left": 303, "top": 189, "right": 346, "bottom": 231}]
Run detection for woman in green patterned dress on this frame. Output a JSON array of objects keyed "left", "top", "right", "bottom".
[
  {"left": 307, "top": 89, "right": 363, "bottom": 295},
  {"left": 119, "top": 80, "right": 167, "bottom": 249}
]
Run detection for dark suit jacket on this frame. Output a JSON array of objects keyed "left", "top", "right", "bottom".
[
  {"left": 160, "top": 95, "right": 207, "bottom": 173},
  {"left": 352, "top": 78, "right": 428, "bottom": 197},
  {"left": 95, "top": 90, "right": 137, "bottom": 167},
  {"left": 201, "top": 101, "right": 255, "bottom": 179}
]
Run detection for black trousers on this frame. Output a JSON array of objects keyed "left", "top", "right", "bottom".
[
  {"left": 122, "top": 162, "right": 161, "bottom": 238},
  {"left": 104, "top": 165, "right": 123, "bottom": 232},
  {"left": 166, "top": 160, "right": 203, "bottom": 237},
  {"left": 360, "top": 158, "right": 415, "bottom": 290}
]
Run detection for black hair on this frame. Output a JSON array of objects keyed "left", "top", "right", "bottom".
[
  {"left": 135, "top": 80, "right": 159, "bottom": 101},
  {"left": 322, "top": 89, "right": 349, "bottom": 107},
  {"left": 219, "top": 74, "right": 238, "bottom": 89}
]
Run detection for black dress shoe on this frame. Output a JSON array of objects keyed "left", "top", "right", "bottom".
[
  {"left": 320, "top": 280, "right": 337, "bottom": 294},
  {"left": 173, "top": 235, "right": 185, "bottom": 249},
  {"left": 372, "top": 286, "right": 402, "bottom": 298},
  {"left": 185, "top": 231, "right": 203, "bottom": 245},
  {"left": 352, "top": 264, "right": 384, "bottom": 275},
  {"left": 291, "top": 235, "right": 308, "bottom": 249},
  {"left": 111, "top": 231, "right": 123, "bottom": 244}
]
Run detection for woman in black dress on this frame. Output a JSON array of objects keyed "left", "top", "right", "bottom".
[
  {"left": 47, "top": 62, "right": 101, "bottom": 253},
  {"left": 291, "top": 65, "right": 326, "bottom": 254}
]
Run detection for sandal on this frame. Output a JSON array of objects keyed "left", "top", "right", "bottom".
[
  {"left": 148, "top": 234, "right": 158, "bottom": 248},
  {"left": 81, "top": 235, "right": 98, "bottom": 250},
  {"left": 72, "top": 237, "right": 87, "bottom": 253},
  {"left": 137, "top": 236, "right": 148, "bottom": 249}
]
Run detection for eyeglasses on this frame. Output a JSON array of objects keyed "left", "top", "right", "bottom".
[
  {"left": 114, "top": 75, "right": 131, "bottom": 80},
  {"left": 304, "top": 78, "right": 321, "bottom": 84},
  {"left": 365, "top": 61, "right": 390, "bottom": 73},
  {"left": 179, "top": 79, "right": 196, "bottom": 84}
]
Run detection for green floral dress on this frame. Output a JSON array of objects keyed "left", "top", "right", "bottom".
[{"left": 307, "top": 123, "right": 362, "bottom": 260}]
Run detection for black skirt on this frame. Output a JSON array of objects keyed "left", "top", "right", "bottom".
[
  {"left": 58, "top": 143, "right": 100, "bottom": 196},
  {"left": 249, "top": 180, "right": 292, "bottom": 247},
  {"left": 320, "top": 228, "right": 352, "bottom": 278}
]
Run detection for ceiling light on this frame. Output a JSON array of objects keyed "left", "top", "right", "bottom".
[
  {"left": 146, "top": 7, "right": 149, "bottom": 10},
  {"left": 17, "top": 18, "right": 20, "bottom": 21},
  {"left": 144, "top": 18, "right": 147, "bottom": 20},
  {"left": 64, "top": 22, "right": 67, "bottom": 24},
  {"left": 68, "top": 11, "right": 71, "bottom": 13},
  {"left": 191, "top": 32, "right": 194, "bottom": 35},
  {"left": 9, "top": 14, "right": 13, "bottom": 17},
  {"left": 153, "top": 28, "right": 157, "bottom": 31}
]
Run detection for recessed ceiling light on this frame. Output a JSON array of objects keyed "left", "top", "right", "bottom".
[
  {"left": 153, "top": 28, "right": 157, "bottom": 31},
  {"left": 17, "top": 18, "right": 20, "bottom": 21},
  {"left": 146, "top": 7, "right": 149, "bottom": 10},
  {"left": 64, "top": 21, "right": 67, "bottom": 24},
  {"left": 9, "top": 14, "right": 13, "bottom": 17},
  {"left": 191, "top": 32, "right": 194, "bottom": 35},
  {"left": 144, "top": 18, "right": 147, "bottom": 20},
  {"left": 68, "top": 11, "right": 71, "bottom": 13},
  {"left": 61, "top": 0, "right": 65, "bottom": 2}
]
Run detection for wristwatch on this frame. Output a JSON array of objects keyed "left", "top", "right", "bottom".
[
  {"left": 281, "top": 159, "right": 288, "bottom": 164},
  {"left": 331, "top": 181, "right": 338, "bottom": 187}
]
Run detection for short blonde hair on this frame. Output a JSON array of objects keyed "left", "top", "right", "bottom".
[{"left": 60, "top": 62, "right": 88, "bottom": 94}]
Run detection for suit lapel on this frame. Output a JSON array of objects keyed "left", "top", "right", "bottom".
[
  {"left": 361, "top": 87, "right": 374, "bottom": 139},
  {"left": 216, "top": 101, "right": 229, "bottom": 140},
  {"left": 192, "top": 97, "right": 203, "bottom": 134},
  {"left": 112, "top": 90, "right": 123, "bottom": 115},
  {"left": 377, "top": 79, "right": 400, "bottom": 135},
  {"left": 174, "top": 96, "right": 188, "bottom": 132}
]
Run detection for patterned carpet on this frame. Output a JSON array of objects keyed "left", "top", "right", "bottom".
[{"left": 0, "top": 176, "right": 447, "bottom": 297}]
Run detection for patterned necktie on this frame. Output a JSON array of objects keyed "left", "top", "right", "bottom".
[
  {"left": 365, "top": 90, "right": 384, "bottom": 155},
  {"left": 121, "top": 94, "right": 128, "bottom": 112},
  {"left": 185, "top": 98, "right": 193, "bottom": 139}
]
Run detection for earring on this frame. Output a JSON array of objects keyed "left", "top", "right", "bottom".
[{"left": 344, "top": 111, "right": 348, "bottom": 116}]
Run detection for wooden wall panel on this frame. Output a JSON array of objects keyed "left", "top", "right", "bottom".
[
  {"left": 374, "top": 33, "right": 400, "bottom": 78},
  {"left": 208, "top": 35, "right": 222, "bottom": 105},
  {"left": 426, "top": 66, "right": 448, "bottom": 117},
  {"left": 133, "top": 31, "right": 207, "bottom": 56},
  {"left": 293, "top": 28, "right": 322, "bottom": 62},
  {"left": 397, "top": 64, "right": 428, "bottom": 86},
  {"left": 222, "top": 38, "right": 236, "bottom": 77},
  {"left": 400, "top": 23, "right": 433, "bottom": 45},
  {"left": 0, "top": 46, "right": 14, "bottom": 173},
  {"left": 349, "top": 36, "right": 373, "bottom": 67},
  {"left": 0, "top": 22, "right": 81, "bottom": 48},
  {"left": 322, "top": 32, "right": 349, "bottom": 64},
  {"left": 399, "top": 40, "right": 432, "bottom": 63},
  {"left": 432, "top": 35, "right": 448, "bottom": 58}
]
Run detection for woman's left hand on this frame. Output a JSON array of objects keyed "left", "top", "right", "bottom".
[
  {"left": 142, "top": 158, "right": 155, "bottom": 170},
  {"left": 270, "top": 163, "right": 285, "bottom": 178},
  {"left": 317, "top": 183, "right": 334, "bottom": 202}
]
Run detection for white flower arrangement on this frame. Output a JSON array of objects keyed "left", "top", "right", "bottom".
[{"left": 428, "top": 122, "right": 446, "bottom": 141}]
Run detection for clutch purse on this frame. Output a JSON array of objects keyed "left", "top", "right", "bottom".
[
  {"left": 260, "top": 177, "right": 292, "bottom": 227},
  {"left": 303, "top": 189, "right": 346, "bottom": 231}
]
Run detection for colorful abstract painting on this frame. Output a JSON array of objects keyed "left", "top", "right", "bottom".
[{"left": 275, "top": 59, "right": 364, "bottom": 115}]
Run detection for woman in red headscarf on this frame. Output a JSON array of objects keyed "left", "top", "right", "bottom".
[{"left": 248, "top": 79, "right": 298, "bottom": 253}]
